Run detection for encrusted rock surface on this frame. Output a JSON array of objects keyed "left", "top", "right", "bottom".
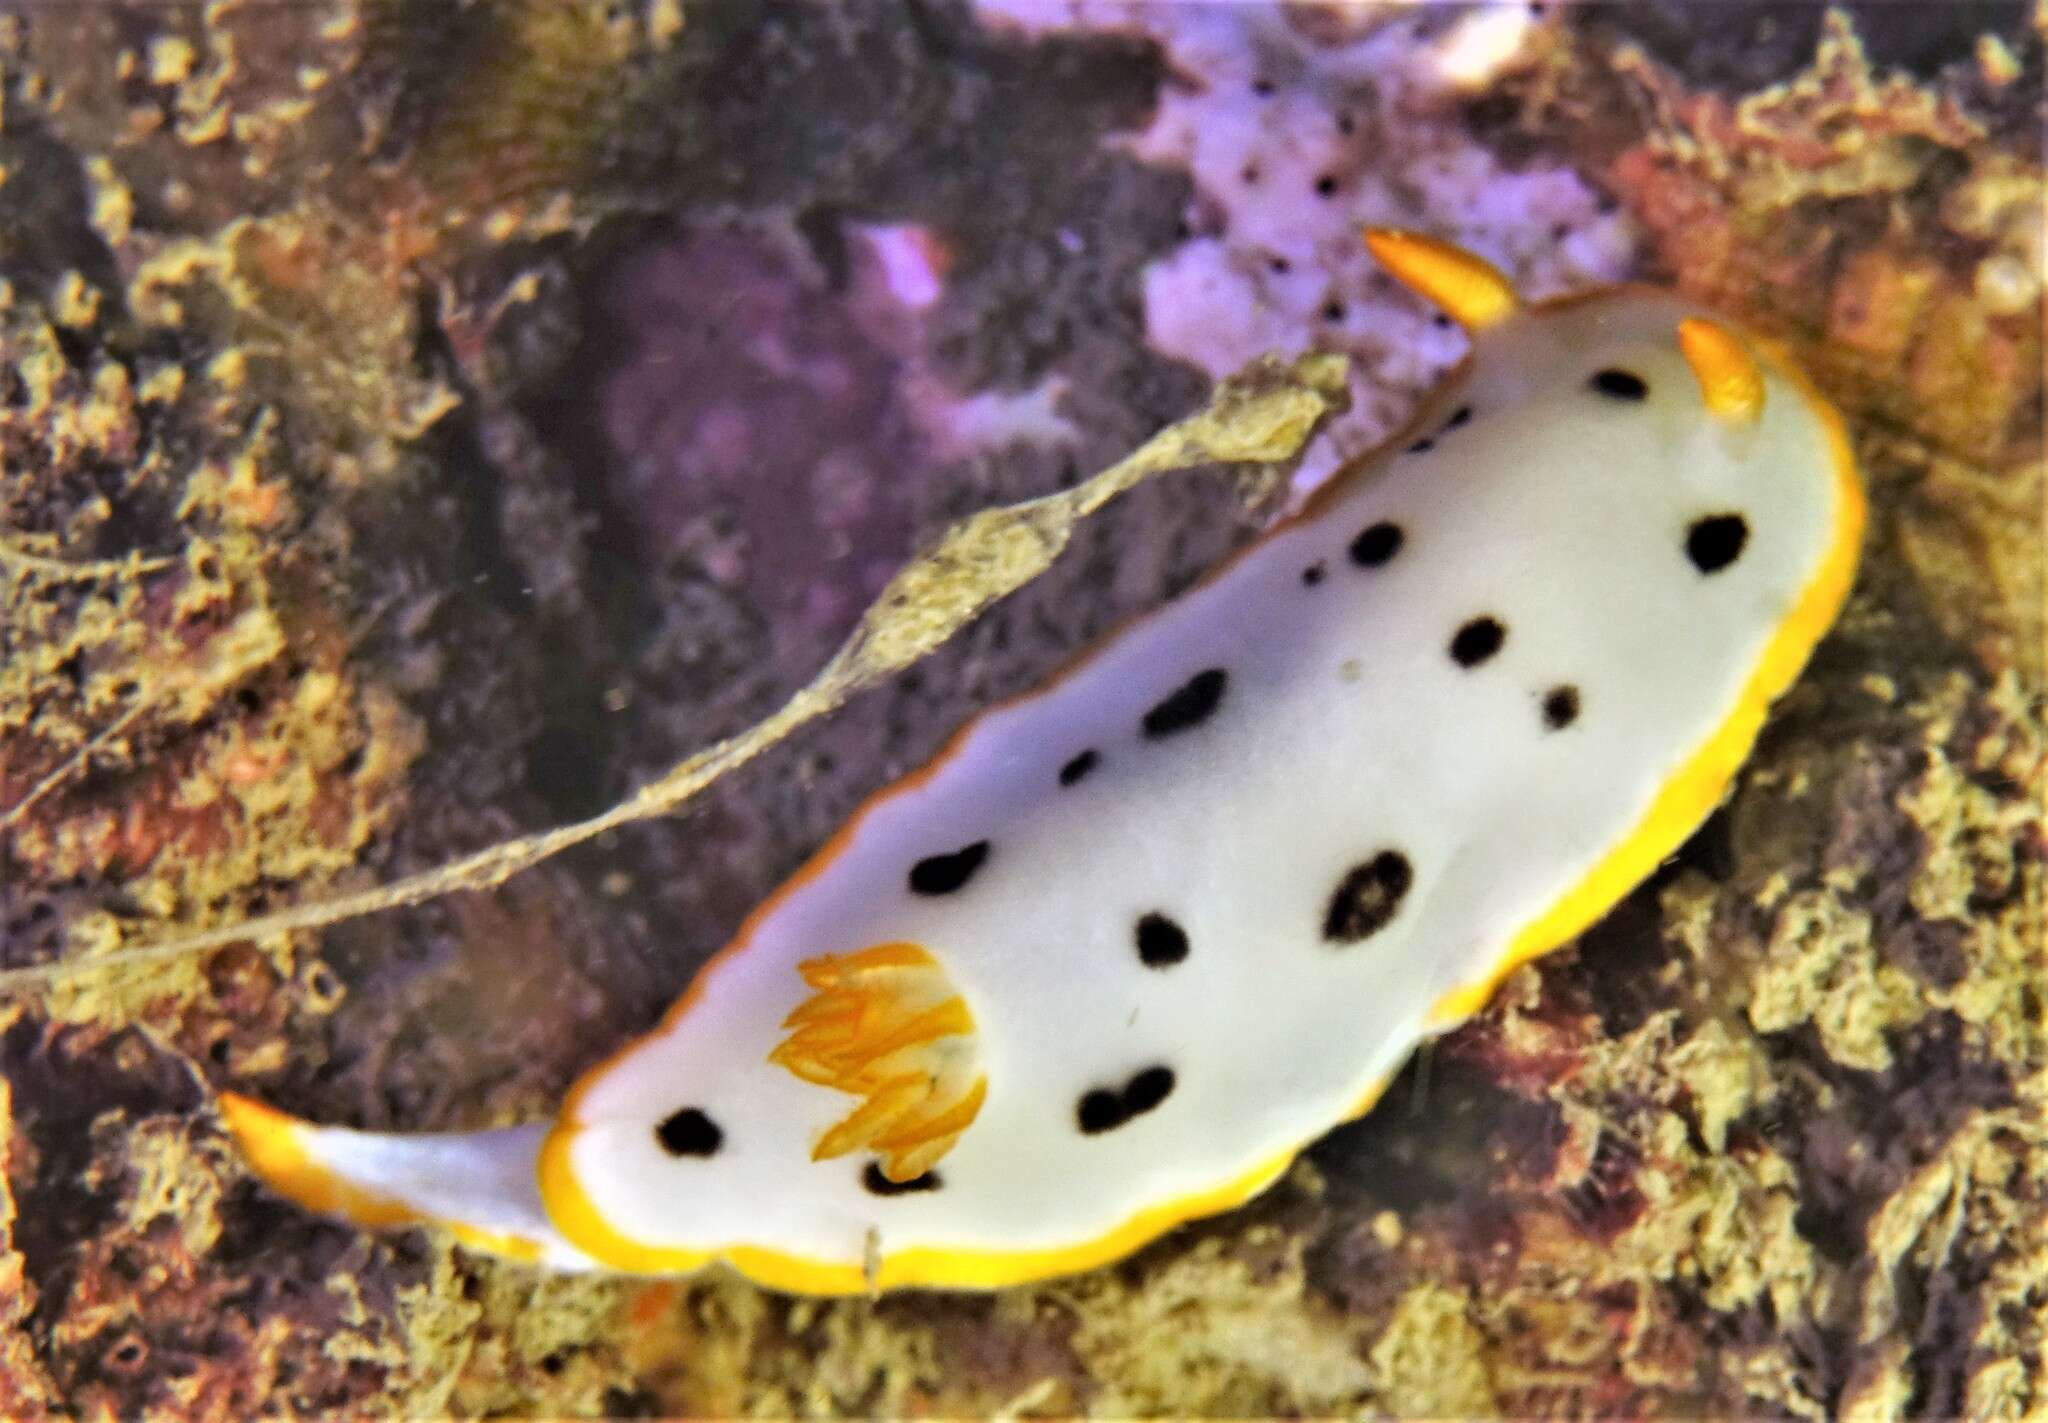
[{"left": 0, "top": 1, "right": 2039, "bottom": 1416}]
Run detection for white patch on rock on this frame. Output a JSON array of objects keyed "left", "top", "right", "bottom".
[{"left": 972, "top": 0, "right": 1638, "bottom": 495}]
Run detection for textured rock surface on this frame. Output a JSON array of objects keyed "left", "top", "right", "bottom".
[{"left": 0, "top": 1, "right": 2040, "bottom": 1417}]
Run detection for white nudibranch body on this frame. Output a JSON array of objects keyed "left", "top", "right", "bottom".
[{"left": 221, "top": 232, "right": 1865, "bottom": 1293}]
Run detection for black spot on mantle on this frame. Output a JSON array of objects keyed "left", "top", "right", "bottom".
[
  {"left": 1077, "top": 1065, "right": 1178, "bottom": 1135},
  {"left": 1058, "top": 749, "right": 1100, "bottom": 787},
  {"left": 1349, "top": 521, "right": 1403, "bottom": 569},
  {"left": 1543, "top": 685, "right": 1581, "bottom": 730},
  {"left": 1323, "top": 851, "right": 1414, "bottom": 945},
  {"left": 1141, "top": 668, "right": 1227, "bottom": 739},
  {"left": 1135, "top": 913, "right": 1189, "bottom": 968},
  {"left": 655, "top": 1108, "right": 723, "bottom": 1158},
  {"left": 1450, "top": 617, "right": 1506, "bottom": 668},
  {"left": 909, "top": 841, "right": 990, "bottom": 895},
  {"left": 1686, "top": 513, "right": 1749, "bottom": 574},
  {"left": 1590, "top": 368, "right": 1648, "bottom": 400},
  {"left": 862, "top": 1162, "right": 942, "bottom": 1196}
]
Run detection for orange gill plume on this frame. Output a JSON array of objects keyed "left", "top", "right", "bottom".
[{"left": 768, "top": 942, "right": 986, "bottom": 1183}]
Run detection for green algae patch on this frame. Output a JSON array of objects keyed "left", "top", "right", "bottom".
[{"left": 1369, "top": 1284, "right": 1500, "bottom": 1419}]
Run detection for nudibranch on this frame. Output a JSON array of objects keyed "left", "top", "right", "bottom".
[{"left": 221, "top": 231, "right": 1864, "bottom": 1293}]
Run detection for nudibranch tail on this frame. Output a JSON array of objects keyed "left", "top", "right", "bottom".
[
  {"left": 1678, "top": 316, "right": 1767, "bottom": 424},
  {"left": 1361, "top": 227, "right": 1518, "bottom": 328},
  {"left": 217, "top": 1092, "right": 589, "bottom": 1268},
  {"left": 768, "top": 941, "right": 986, "bottom": 1182}
]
